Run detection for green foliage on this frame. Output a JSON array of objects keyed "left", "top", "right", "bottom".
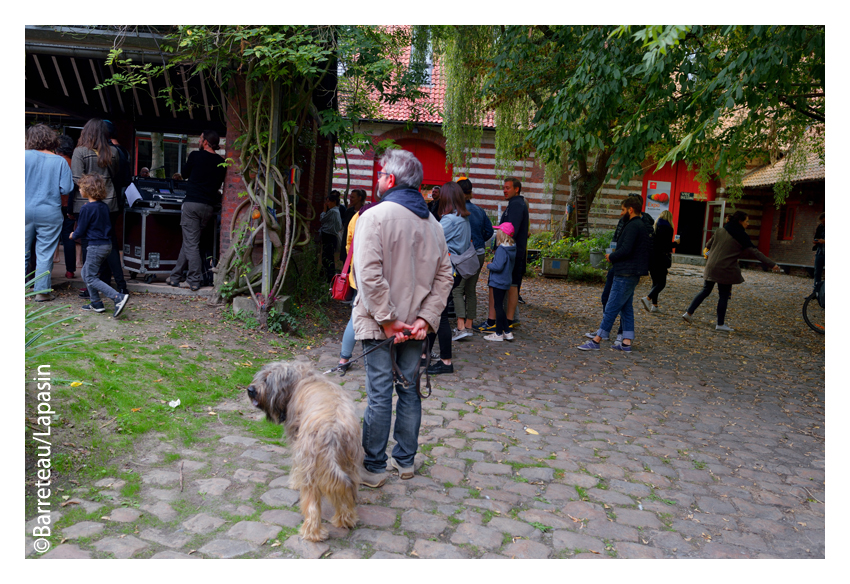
[
  {"left": 430, "top": 24, "right": 824, "bottom": 219},
  {"left": 25, "top": 272, "right": 83, "bottom": 360},
  {"left": 528, "top": 231, "right": 614, "bottom": 266}
]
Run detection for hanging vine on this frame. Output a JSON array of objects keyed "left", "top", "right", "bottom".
[{"left": 430, "top": 26, "right": 493, "bottom": 175}]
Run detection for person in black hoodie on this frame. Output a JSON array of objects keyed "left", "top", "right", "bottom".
[
  {"left": 578, "top": 195, "right": 651, "bottom": 353},
  {"left": 167, "top": 130, "right": 226, "bottom": 291}
]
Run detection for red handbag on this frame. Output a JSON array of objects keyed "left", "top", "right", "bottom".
[{"left": 330, "top": 241, "right": 355, "bottom": 301}]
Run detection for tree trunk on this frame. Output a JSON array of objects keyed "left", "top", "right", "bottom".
[
  {"left": 559, "top": 151, "right": 612, "bottom": 239},
  {"left": 151, "top": 132, "right": 165, "bottom": 178}
]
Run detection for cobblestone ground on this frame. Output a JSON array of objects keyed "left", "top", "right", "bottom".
[{"left": 28, "top": 268, "right": 825, "bottom": 559}]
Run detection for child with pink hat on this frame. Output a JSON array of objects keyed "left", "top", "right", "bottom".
[{"left": 484, "top": 223, "right": 517, "bottom": 341}]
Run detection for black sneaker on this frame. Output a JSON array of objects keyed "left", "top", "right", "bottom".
[
  {"left": 113, "top": 294, "right": 130, "bottom": 318},
  {"left": 426, "top": 361, "right": 454, "bottom": 375},
  {"left": 518, "top": 295, "right": 526, "bottom": 305},
  {"left": 78, "top": 288, "right": 90, "bottom": 299},
  {"left": 81, "top": 303, "right": 105, "bottom": 313}
]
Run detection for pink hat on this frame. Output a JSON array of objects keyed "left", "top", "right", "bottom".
[{"left": 495, "top": 222, "right": 515, "bottom": 237}]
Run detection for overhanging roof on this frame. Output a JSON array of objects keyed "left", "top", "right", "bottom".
[{"left": 25, "top": 26, "right": 227, "bottom": 134}]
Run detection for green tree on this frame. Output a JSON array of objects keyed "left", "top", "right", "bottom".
[{"left": 427, "top": 25, "right": 824, "bottom": 236}]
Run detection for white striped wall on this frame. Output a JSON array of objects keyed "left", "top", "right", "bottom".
[{"left": 330, "top": 125, "right": 648, "bottom": 233}]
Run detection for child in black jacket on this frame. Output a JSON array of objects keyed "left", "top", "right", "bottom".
[{"left": 70, "top": 175, "right": 130, "bottom": 318}]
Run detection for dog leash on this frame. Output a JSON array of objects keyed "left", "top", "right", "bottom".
[{"left": 324, "top": 330, "right": 432, "bottom": 399}]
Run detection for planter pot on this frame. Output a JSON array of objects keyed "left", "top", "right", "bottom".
[
  {"left": 589, "top": 250, "right": 606, "bottom": 269},
  {"left": 541, "top": 257, "right": 570, "bottom": 278}
]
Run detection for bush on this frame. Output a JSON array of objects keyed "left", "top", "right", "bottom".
[{"left": 527, "top": 230, "right": 615, "bottom": 266}]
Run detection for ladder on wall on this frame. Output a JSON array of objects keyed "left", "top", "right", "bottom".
[{"left": 574, "top": 192, "right": 590, "bottom": 238}]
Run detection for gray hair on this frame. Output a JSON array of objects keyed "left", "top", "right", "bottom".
[{"left": 380, "top": 149, "right": 423, "bottom": 190}]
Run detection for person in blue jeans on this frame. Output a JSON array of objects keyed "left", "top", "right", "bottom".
[
  {"left": 578, "top": 195, "right": 650, "bottom": 353},
  {"left": 25, "top": 124, "right": 74, "bottom": 301},
  {"left": 70, "top": 175, "right": 130, "bottom": 318},
  {"left": 351, "top": 149, "right": 453, "bottom": 488}
]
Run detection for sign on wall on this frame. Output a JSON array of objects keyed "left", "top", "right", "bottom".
[{"left": 645, "top": 180, "right": 671, "bottom": 221}]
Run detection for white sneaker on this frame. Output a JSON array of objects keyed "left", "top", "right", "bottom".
[
  {"left": 650, "top": 305, "right": 660, "bottom": 313},
  {"left": 451, "top": 329, "right": 473, "bottom": 341},
  {"left": 503, "top": 332, "right": 514, "bottom": 341},
  {"left": 640, "top": 297, "right": 652, "bottom": 312},
  {"left": 483, "top": 333, "right": 504, "bottom": 342},
  {"left": 715, "top": 324, "right": 734, "bottom": 332},
  {"left": 682, "top": 312, "right": 693, "bottom": 324}
]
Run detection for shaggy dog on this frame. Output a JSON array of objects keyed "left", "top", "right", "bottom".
[{"left": 247, "top": 361, "right": 363, "bottom": 541}]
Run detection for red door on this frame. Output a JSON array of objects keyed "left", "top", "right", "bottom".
[{"left": 371, "top": 139, "right": 452, "bottom": 200}]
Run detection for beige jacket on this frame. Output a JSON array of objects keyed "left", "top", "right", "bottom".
[{"left": 351, "top": 201, "right": 454, "bottom": 340}]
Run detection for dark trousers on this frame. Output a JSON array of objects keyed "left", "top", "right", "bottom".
[
  {"left": 428, "top": 272, "right": 462, "bottom": 360},
  {"left": 60, "top": 208, "right": 77, "bottom": 273},
  {"left": 321, "top": 232, "right": 338, "bottom": 283},
  {"left": 492, "top": 286, "right": 509, "bottom": 335},
  {"left": 601, "top": 268, "right": 623, "bottom": 335},
  {"left": 647, "top": 264, "right": 668, "bottom": 304},
  {"left": 687, "top": 280, "right": 733, "bottom": 325},
  {"left": 171, "top": 202, "right": 215, "bottom": 287},
  {"left": 814, "top": 249, "right": 825, "bottom": 285}
]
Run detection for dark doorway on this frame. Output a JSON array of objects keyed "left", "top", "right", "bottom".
[{"left": 677, "top": 200, "right": 706, "bottom": 255}]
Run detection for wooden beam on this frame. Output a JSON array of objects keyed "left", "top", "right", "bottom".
[
  {"left": 198, "top": 68, "right": 211, "bottom": 121},
  {"left": 108, "top": 64, "right": 125, "bottom": 113},
  {"left": 51, "top": 56, "right": 68, "bottom": 97},
  {"left": 147, "top": 74, "right": 160, "bottom": 117},
  {"left": 32, "top": 54, "right": 48, "bottom": 89},
  {"left": 89, "top": 59, "right": 108, "bottom": 112},
  {"left": 180, "top": 66, "right": 193, "bottom": 120},
  {"left": 70, "top": 58, "right": 88, "bottom": 105}
]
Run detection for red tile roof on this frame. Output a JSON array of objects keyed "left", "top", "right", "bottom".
[{"left": 348, "top": 33, "right": 495, "bottom": 128}]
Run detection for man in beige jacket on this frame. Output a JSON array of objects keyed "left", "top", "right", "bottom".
[{"left": 352, "top": 149, "right": 453, "bottom": 487}]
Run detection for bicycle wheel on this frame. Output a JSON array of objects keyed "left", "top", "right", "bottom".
[{"left": 803, "top": 293, "right": 825, "bottom": 334}]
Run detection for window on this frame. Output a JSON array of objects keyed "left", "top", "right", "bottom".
[
  {"left": 777, "top": 205, "right": 797, "bottom": 241},
  {"left": 409, "top": 42, "right": 433, "bottom": 86},
  {"left": 135, "top": 133, "right": 189, "bottom": 178}
]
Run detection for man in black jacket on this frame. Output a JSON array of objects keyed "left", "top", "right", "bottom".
[
  {"left": 578, "top": 195, "right": 651, "bottom": 353},
  {"left": 585, "top": 193, "right": 653, "bottom": 344},
  {"left": 167, "top": 130, "right": 226, "bottom": 291},
  {"left": 475, "top": 177, "right": 529, "bottom": 333}
]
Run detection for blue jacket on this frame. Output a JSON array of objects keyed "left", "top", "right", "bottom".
[
  {"left": 608, "top": 215, "right": 650, "bottom": 277},
  {"left": 73, "top": 201, "right": 113, "bottom": 246},
  {"left": 467, "top": 201, "right": 494, "bottom": 253},
  {"left": 440, "top": 212, "right": 472, "bottom": 255},
  {"left": 487, "top": 244, "right": 517, "bottom": 290}
]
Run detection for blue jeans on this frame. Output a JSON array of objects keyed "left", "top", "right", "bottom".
[
  {"left": 596, "top": 275, "right": 640, "bottom": 341},
  {"left": 83, "top": 244, "right": 122, "bottom": 305},
  {"left": 601, "top": 268, "right": 623, "bottom": 336},
  {"left": 361, "top": 338, "right": 424, "bottom": 472},
  {"left": 341, "top": 318, "right": 356, "bottom": 359},
  {"left": 25, "top": 209, "right": 62, "bottom": 293}
]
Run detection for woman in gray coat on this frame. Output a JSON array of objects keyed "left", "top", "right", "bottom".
[{"left": 682, "top": 210, "right": 780, "bottom": 332}]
